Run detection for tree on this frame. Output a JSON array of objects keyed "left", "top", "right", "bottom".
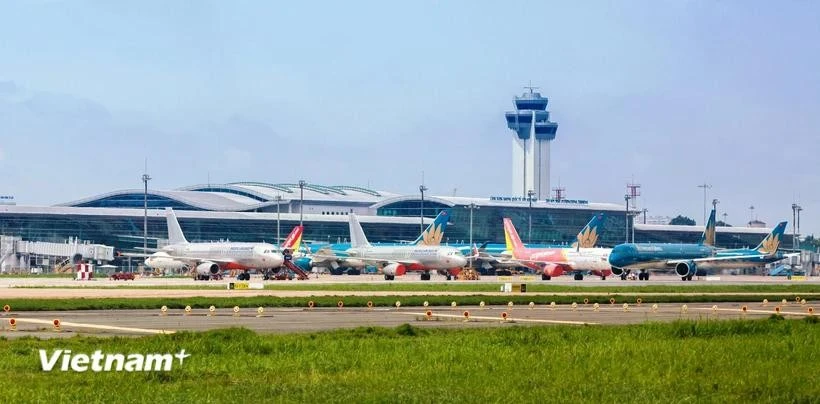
[
  {"left": 716, "top": 221, "right": 731, "bottom": 227},
  {"left": 669, "top": 215, "right": 696, "bottom": 226},
  {"left": 803, "top": 235, "right": 820, "bottom": 248}
]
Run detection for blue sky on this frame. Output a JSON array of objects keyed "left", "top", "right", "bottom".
[{"left": 1, "top": 1, "right": 819, "bottom": 235}]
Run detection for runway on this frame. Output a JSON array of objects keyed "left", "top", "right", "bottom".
[{"left": 1, "top": 301, "right": 815, "bottom": 339}]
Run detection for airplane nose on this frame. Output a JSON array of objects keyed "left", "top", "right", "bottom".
[
  {"left": 607, "top": 252, "right": 620, "bottom": 266},
  {"left": 272, "top": 254, "right": 284, "bottom": 266}
]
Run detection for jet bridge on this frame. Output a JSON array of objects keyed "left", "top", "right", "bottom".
[{"left": 0, "top": 235, "right": 114, "bottom": 273}]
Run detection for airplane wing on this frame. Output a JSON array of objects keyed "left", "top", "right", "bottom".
[
  {"left": 340, "top": 256, "right": 422, "bottom": 266},
  {"left": 307, "top": 252, "right": 421, "bottom": 267},
  {"left": 665, "top": 254, "right": 784, "bottom": 266},
  {"left": 154, "top": 255, "right": 239, "bottom": 266},
  {"left": 116, "top": 252, "right": 152, "bottom": 258}
]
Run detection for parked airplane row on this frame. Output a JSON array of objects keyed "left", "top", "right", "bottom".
[{"left": 131, "top": 208, "right": 791, "bottom": 282}]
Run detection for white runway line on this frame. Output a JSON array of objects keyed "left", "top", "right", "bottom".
[{"left": 10, "top": 318, "right": 176, "bottom": 334}]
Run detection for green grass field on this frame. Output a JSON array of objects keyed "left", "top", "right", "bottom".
[
  {"left": 257, "top": 282, "right": 820, "bottom": 294},
  {"left": 0, "top": 319, "right": 817, "bottom": 403},
  {"left": 2, "top": 293, "right": 818, "bottom": 312}
]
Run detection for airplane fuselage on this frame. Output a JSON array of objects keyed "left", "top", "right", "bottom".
[
  {"left": 345, "top": 246, "right": 467, "bottom": 270},
  {"left": 514, "top": 247, "right": 612, "bottom": 276},
  {"left": 161, "top": 242, "right": 285, "bottom": 269},
  {"left": 608, "top": 244, "right": 712, "bottom": 270},
  {"left": 608, "top": 243, "right": 782, "bottom": 271}
]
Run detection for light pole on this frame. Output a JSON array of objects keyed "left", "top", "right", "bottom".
[
  {"left": 624, "top": 194, "right": 630, "bottom": 243},
  {"left": 722, "top": 212, "right": 728, "bottom": 226},
  {"left": 748, "top": 205, "right": 755, "bottom": 226},
  {"left": 527, "top": 189, "right": 535, "bottom": 244},
  {"left": 298, "top": 180, "right": 306, "bottom": 226},
  {"left": 419, "top": 184, "right": 428, "bottom": 234},
  {"left": 467, "top": 203, "right": 478, "bottom": 268},
  {"left": 642, "top": 208, "right": 648, "bottom": 224},
  {"left": 797, "top": 205, "right": 802, "bottom": 249},
  {"left": 792, "top": 203, "right": 799, "bottom": 250},
  {"left": 274, "top": 195, "right": 282, "bottom": 243},
  {"left": 142, "top": 170, "right": 151, "bottom": 258},
  {"left": 697, "top": 183, "right": 712, "bottom": 225}
]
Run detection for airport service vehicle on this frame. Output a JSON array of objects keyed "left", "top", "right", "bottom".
[
  {"left": 608, "top": 209, "right": 788, "bottom": 281},
  {"left": 309, "top": 210, "right": 468, "bottom": 280},
  {"left": 496, "top": 214, "right": 612, "bottom": 280},
  {"left": 109, "top": 272, "right": 135, "bottom": 281}
]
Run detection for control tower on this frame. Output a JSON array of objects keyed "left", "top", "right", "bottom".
[{"left": 504, "top": 86, "right": 559, "bottom": 199}]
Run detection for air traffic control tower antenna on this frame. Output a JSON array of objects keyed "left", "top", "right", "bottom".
[{"left": 505, "top": 84, "right": 559, "bottom": 198}]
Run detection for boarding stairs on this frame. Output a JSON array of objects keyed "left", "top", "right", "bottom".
[
  {"left": 283, "top": 260, "right": 309, "bottom": 280},
  {"left": 54, "top": 258, "right": 74, "bottom": 273}
]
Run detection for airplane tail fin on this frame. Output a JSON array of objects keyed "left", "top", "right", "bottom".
[
  {"left": 572, "top": 213, "right": 604, "bottom": 249},
  {"left": 349, "top": 214, "right": 371, "bottom": 248},
  {"left": 755, "top": 221, "right": 788, "bottom": 255},
  {"left": 281, "top": 225, "right": 304, "bottom": 252},
  {"left": 698, "top": 209, "right": 717, "bottom": 246},
  {"left": 412, "top": 210, "right": 450, "bottom": 246},
  {"left": 165, "top": 208, "right": 188, "bottom": 244},
  {"left": 502, "top": 218, "right": 525, "bottom": 255}
]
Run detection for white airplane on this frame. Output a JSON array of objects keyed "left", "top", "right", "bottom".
[
  {"left": 311, "top": 212, "right": 468, "bottom": 280},
  {"left": 154, "top": 208, "right": 286, "bottom": 280}
]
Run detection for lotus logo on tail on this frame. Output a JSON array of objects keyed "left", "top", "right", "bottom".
[
  {"left": 420, "top": 224, "right": 444, "bottom": 246},
  {"left": 756, "top": 221, "right": 787, "bottom": 255},
  {"left": 758, "top": 234, "right": 781, "bottom": 255},
  {"left": 575, "top": 227, "right": 599, "bottom": 249}
]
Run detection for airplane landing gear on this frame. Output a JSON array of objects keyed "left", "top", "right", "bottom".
[
  {"left": 384, "top": 274, "right": 395, "bottom": 281},
  {"left": 420, "top": 272, "right": 431, "bottom": 281},
  {"left": 541, "top": 274, "right": 551, "bottom": 281}
]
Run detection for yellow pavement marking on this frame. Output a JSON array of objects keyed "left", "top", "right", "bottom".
[{"left": 10, "top": 318, "right": 176, "bottom": 334}]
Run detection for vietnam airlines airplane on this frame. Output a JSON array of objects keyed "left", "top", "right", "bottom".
[
  {"left": 608, "top": 209, "right": 788, "bottom": 281},
  {"left": 309, "top": 210, "right": 468, "bottom": 280},
  {"left": 497, "top": 214, "right": 612, "bottom": 280},
  {"left": 152, "top": 208, "right": 291, "bottom": 280}
]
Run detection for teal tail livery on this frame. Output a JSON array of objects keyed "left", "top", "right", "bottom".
[
  {"left": 571, "top": 213, "right": 605, "bottom": 249},
  {"left": 412, "top": 210, "right": 450, "bottom": 246},
  {"left": 755, "top": 221, "right": 788, "bottom": 255},
  {"left": 698, "top": 209, "right": 716, "bottom": 246}
]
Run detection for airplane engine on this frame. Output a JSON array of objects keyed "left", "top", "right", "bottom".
[
  {"left": 293, "top": 257, "right": 313, "bottom": 270},
  {"left": 542, "top": 264, "right": 572, "bottom": 277},
  {"left": 382, "top": 263, "right": 406, "bottom": 277},
  {"left": 344, "top": 259, "right": 365, "bottom": 268},
  {"left": 196, "top": 262, "right": 220, "bottom": 276},
  {"left": 675, "top": 261, "right": 696, "bottom": 277},
  {"left": 610, "top": 266, "right": 624, "bottom": 276}
]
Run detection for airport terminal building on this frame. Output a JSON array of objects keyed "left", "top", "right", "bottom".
[
  {"left": 0, "top": 89, "right": 790, "bottom": 265},
  {"left": 0, "top": 182, "right": 784, "bottom": 260}
]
